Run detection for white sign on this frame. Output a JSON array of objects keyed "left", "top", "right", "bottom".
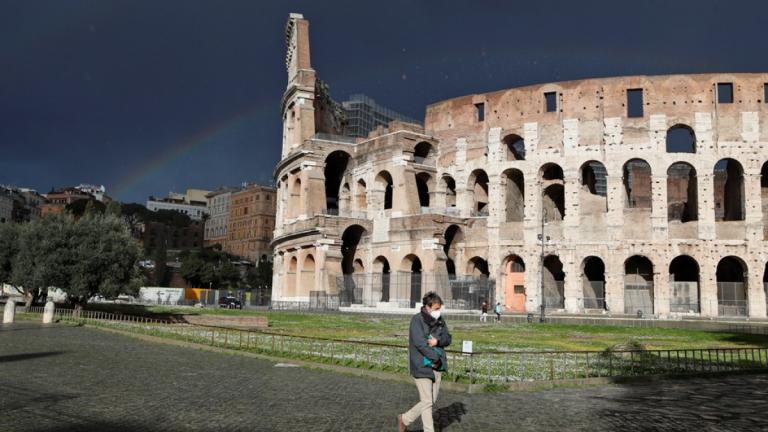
[{"left": 462, "top": 340, "right": 473, "bottom": 354}]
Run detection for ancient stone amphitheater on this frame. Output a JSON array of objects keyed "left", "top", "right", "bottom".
[{"left": 271, "top": 13, "right": 768, "bottom": 319}]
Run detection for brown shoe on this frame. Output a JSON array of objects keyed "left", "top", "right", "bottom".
[{"left": 397, "top": 414, "right": 406, "bottom": 432}]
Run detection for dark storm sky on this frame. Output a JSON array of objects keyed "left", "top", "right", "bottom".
[{"left": 1, "top": 0, "right": 765, "bottom": 203}]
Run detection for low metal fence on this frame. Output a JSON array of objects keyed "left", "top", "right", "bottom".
[{"left": 20, "top": 307, "right": 768, "bottom": 385}]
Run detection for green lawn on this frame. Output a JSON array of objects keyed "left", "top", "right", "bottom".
[{"left": 79, "top": 303, "right": 768, "bottom": 352}]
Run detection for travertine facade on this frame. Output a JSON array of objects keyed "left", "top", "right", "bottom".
[{"left": 272, "top": 13, "right": 768, "bottom": 319}]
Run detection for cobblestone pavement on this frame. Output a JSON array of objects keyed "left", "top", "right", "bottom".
[{"left": 1, "top": 323, "right": 767, "bottom": 432}]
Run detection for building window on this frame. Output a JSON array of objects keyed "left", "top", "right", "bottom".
[
  {"left": 475, "top": 103, "right": 485, "bottom": 122},
  {"left": 544, "top": 92, "right": 557, "bottom": 112},
  {"left": 717, "top": 83, "right": 733, "bottom": 103},
  {"left": 627, "top": 89, "right": 644, "bottom": 118}
]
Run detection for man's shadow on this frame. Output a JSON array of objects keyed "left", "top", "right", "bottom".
[{"left": 408, "top": 402, "right": 468, "bottom": 431}]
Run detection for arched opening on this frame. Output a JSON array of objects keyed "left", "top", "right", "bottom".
[
  {"left": 375, "top": 171, "right": 394, "bottom": 210},
  {"left": 373, "top": 256, "right": 391, "bottom": 302},
  {"left": 324, "top": 151, "right": 351, "bottom": 211},
  {"left": 543, "top": 185, "right": 565, "bottom": 221},
  {"left": 401, "top": 254, "right": 423, "bottom": 308},
  {"left": 623, "top": 159, "right": 652, "bottom": 209},
  {"left": 716, "top": 256, "right": 748, "bottom": 317},
  {"left": 582, "top": 256, "right": 606, "bottom": 309},
  {"left": 442, "top": 176, "right": 457, "bottom": 209},
  {"left": 666, "top": 124, "right": 696, "bottom": 153},
  {"left": 353, "top": 258, "right": 365, "bottom": 273},
  {"left": 542, "top": 255, "right": 565, "bottom": 309},
  {"left": 714, "top": 159, "right": 745, "bottom": 221},
  {"left": 356, "top": 179, "right": 367, "bottom": 211},
  {"left": 443, "top": 224, "right": 463, "bottom": 278},
  {"left": 416, "top": 172, "right": 431, "bottom": 208},
  {"left": 624, "top": 256, "right": 654, "bottom": 316},
  {"left": 414, "top": 141, "right": 433, "bottom": 164},
  {"left": 504, "top": 255, "right": 526, "bottom": 312},
  {"left": 502, "top": 168, "right": 525, "bottom": 222},
  {"left": 469, "top": 169, "right": 489, "bottom": 216},
  {"left": 669, "top": 255, "right": 700, "bottom": 313},
  {"left": 540, "top": 163, "right": 565, "bottom": 222},
  {"left": 761, "top": 162, "right": 768, "bottom": 240},
  {"left": 299, "top": 254, "right": 316, "bottom": 297},
  {"left": 286, "top": 256, "right": 298, "bottom": 298},
  {"left": 579, "top": 161, "right": 607, "bottom": 215},
  {"left": 289, "top": 178, "right": 302, "bottom": 218},
  {"left": 340, "top": 225, "right": 367, "bottom": 305},
  {"left": 467, "top": 256, "right": 490, "bottom": 277},
  {"left": 503, "top": 134, "right": 526, "bottom": 161},
  {"left": 667, "top": 162, "right": 698, "bottom": 224}
]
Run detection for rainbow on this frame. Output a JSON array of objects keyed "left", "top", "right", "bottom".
[{"left": 112, "top": 104, "right": 273, "bottom": 200}]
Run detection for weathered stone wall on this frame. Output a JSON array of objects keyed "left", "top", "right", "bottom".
[{"left": 272, "top": 14, "right": 768, "bottom": 319}]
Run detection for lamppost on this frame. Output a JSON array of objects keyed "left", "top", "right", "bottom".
[{"left": 538, "top": 203, "right": 549, "bottom": 323}]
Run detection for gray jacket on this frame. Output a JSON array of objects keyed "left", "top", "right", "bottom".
[{"left": 408, "top": 309, "right": 452, "bottom": 381}]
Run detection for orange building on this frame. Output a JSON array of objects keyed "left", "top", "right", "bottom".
[{"left": 225, "top": 184, "right": 276, "bottom": 262}]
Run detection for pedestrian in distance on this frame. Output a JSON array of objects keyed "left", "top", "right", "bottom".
[
  {"left": 480, "top": 301, "right": 488, "bottom": 322},
  {"left": 494, "top": 302, "right": 502, "bottom": 323},
  {"left": 398, "top": 292, "right": 452, "bottom": 432}
]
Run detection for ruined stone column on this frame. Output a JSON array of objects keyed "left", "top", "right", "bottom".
[
  {"left": 747, "top": 258, "right": 767, "bottom": 319},
  {"left": 563, "top": 248, "right": 581, "bottom": 313},
  {"left": 43, "top": 301, "right": 55, "bottom": 324},
  {"left": 3, "top": 300, "right": 15, "bottom": 324}
]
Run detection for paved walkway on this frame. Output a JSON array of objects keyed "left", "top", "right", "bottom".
[{"left": 1, "top": 323, "right": 767, "bottom": 431}]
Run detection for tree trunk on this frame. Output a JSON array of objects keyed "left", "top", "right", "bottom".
[
  {"left": 73, "top": 302, "right": 83, "bottom": 319},
  {"left": 24, "top": 292, "right": 33, "bottom": 312}
]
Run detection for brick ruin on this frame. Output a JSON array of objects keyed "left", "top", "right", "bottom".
[{"left": 271, "top": 13, "right": 768, "bottom": 319}]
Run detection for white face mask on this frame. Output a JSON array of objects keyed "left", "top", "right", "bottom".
[{"left": 430, "top": 310, "right": 441, "bottom": 320}]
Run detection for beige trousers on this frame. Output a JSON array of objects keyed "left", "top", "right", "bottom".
[{"left": 402, "top": 371, "right": 441, "bottom": 432}]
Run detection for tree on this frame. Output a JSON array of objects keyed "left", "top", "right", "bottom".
[
  {"left": 65, "top": 213, "right": 145, "bottom": 310},
  {"left": 65, "top": 199, "right": 105, "bottom": 218},
  {"left": 247, "top": 256, "right": 273, "bottom": 290},
  {"left": 12, "top": 214, "right": 77, "bottom": 310},
  {"left": 105, "top": 201, "right": 122, "bottom": 217},
  {"left": 152, "top": 242, "right": 169, "bottom": 287},
  {"left": 218, "top": 260, "right": 241, "bottom": 290},
  {"left": 0, "top": 222, "right": 21, "bottom": 286},
  {"left": 180, "top": 254, "right": 206, "bottom": 287}
]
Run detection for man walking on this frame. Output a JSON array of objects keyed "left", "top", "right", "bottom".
[
  {"left": 494, "top": 302, "right": 502, "bottom": 323},
  {"left": 398, "top": 292, "right": 452, "bottom": 432},
  {"left": 480, "top": 301, "right": 488, "bottom": 322}
]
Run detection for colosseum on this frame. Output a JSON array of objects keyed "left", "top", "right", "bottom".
[{"left": 271, "top": 13, "right": 768, "bottom": 319}]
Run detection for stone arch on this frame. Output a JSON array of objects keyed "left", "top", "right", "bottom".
[
  {"left": 414, "top": 141, "right": 433, "bottom": 164},
  {"left": 443, "top": 224, "right": 463, "bottom": 276},
  {"left": 299, "top": 254, "right": 316, "bottom": 297},
  {"left": 286, "top": 256, "right": 298, "bottom": 298},
  {"left": 373, "top": 256, "right": 391, "bottom": 302},
  {"left": 415, "top": 172, "right": 432, "bottom": 208},
  {"left": 324, "top": 150, "right": 351, "bottom": 211},
  {"left": 341, "top": 224, "right": 367, "bottom": 275},
  {"left": 501, "top": 168, "right": 525, "bottom": 222},
  {"left": 667, "top": 162, "right": 698, "bottom": 223},
  {"left": 716, "top": 256, "right": 748, "bottom": 317},
  {"left": 375, "top": 170, "right": 394, "bottom": 210},
  {"left": 353, "top": 258, "right": 365, "bottom": 273},
  {"left": 441, "top": 175, "right": 457, "bottom": 208},
  {"left": 542, "top": 255, "right": 565, "bottom": 309},
  {"left": 503, "top": 134, "right": 525, "bottom": 161},
  {"left": 540, "top": 163, "right": 565, "bottom": 221},
  {"left": 666, "top": 124, "right": 696, "bottom": 153},
  {"left": 581, "top": 256, "right": 606, "bottom": 309},
  {"left": 468, "top": 169, "right": 489, "bottom": 215},
  {"left": 400, "top": 254, "right": 423, "bottom": 307},
  {"left": 289, "top": 177, "right": 303, "bottom": 218},
  {"left": 669, "top": 255, "right": 700, "bottom": 313},
  {"left": 356, "top": 179, "right": 367, "bottom": 211},
  {"left": 579, "top": 161, "right": 607, "bottom": 214},
  {"left": 624, "top": 255, "right": 654, "bottom": 316},
  {"left": 714, "top": 158, "right": 745, "bottom": 222},
  {"left": 466, "top": 256, "right": 490, "bottom": 277},
  {"left": 502, "top": 255, "right": 526, "bottom": 312},
  {"left": 622, "top": 159, "right": 652, "bottom": 209}
]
